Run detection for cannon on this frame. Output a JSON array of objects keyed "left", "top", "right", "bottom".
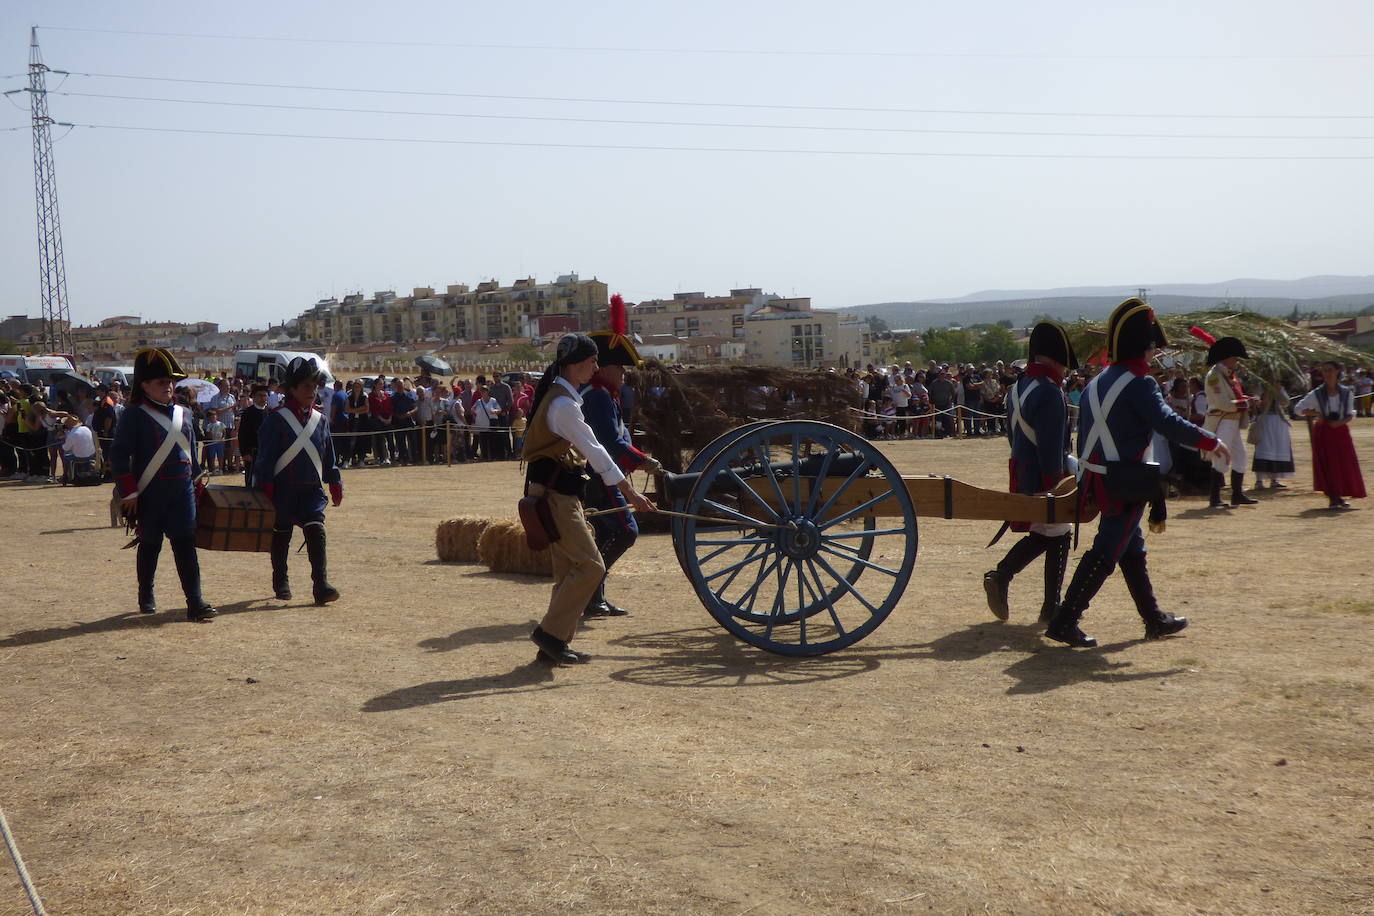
[{"left": 665, "top": 420, "right": 1093, "bottom": 657}]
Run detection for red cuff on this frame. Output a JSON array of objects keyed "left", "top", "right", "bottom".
[
  {"left": 617, "top": 446, "right": 648, "bottom": 472},
  {"left": 117, "top": 474, "right": 137, "bottom": 495},
  {"left": 1197, "top": 435, "right": 1218, "bottom": 450},
  {"left": 1040, "top": 473, "right": 1062, "bottom": 491}
]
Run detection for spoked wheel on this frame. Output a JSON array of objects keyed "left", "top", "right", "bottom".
[
  {"left": 671, "top": 421, "right": 777, "bottom": 579},
  {"left": 679, "top": 421, "right": 917, "bottom": 656}
]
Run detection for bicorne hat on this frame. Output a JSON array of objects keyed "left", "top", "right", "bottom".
[
  {"left": 588, "top": 294, "right": 642, "bottom": 367},
  {"left": 131, "top": 348, "right": 188, "bottom": 388},
  {"left": 282, "top": 356, "right": 326, "bottom": 388},
  {"left": 1206, "top": 336, "right": 1248, "bottom": 365},
  {"left": 1027, "top": 321, "right": 1079, "bottom": 370},
  {"left": 1105, "top": 298, "right": 1168, "bottom": 362}
]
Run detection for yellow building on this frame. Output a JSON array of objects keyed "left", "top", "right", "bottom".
[{"left": 626, "top": 288, "right": 871, "bottom": 368}]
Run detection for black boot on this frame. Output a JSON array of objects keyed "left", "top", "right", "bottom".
[
  {"left": 270, "top": 527, "right": 293, "bottom": 599},
  {"left": 303, "top": 522, "right": 339, "bottom": 605},
  {"left": 1230, "top": 471, "right": 1258, "bottom": 506},
  {"left": 136, "top": 538, "right": 161, "bottom": 614},
  {"left": 1208, "top": 470, "right": 1230, "bottom": 509},
  {"left": 1118, "top": 551, "right": 1188, "bottom": 639},
  {"left": 170, "top": 536, "right": 217, "bottom": 621},
  {"left": 1039, "top": 534, "right": 1070, "bottom": 623},
  {"left": 985, "top": 533, "right": 1050, "bottom": 621},
  {"left": 1045, "top": 548, "right": 1114, "bottom": 647}
]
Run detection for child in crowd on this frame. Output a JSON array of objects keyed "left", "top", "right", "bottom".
[
  {"left": 879, "top": 396, "right": 897, "bottom": 438},
  {"left": 203, "top": 408, "right": 226, "bottom": 474},
  {"left": 510, "top": 406, "right": 527, "bottom": 453}
]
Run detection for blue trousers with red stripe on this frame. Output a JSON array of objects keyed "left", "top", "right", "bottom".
[
  {"left": 1089, "top": 502, "right": 1148, "bottom": 564},
  {"left": 587, "top": 479, "right": 637, "bottom": 572}
]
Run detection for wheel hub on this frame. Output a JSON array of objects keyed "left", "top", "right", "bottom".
[{"left": 777, "top": 517, "right": 821, "bottom": 560}]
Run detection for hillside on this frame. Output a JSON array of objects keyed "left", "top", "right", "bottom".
[{"left": 829, "top": 287, "right": 1374, "bottom": 333}]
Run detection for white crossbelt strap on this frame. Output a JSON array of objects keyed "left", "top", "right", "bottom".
[
  {"left": 1008, "top": 378, "right": 1044, "bottom": 446},
  {"left": 273, "top": 408, "right": 324, "bottom": 481},
  {"left": 1079, "top": 371, "right": 1137, "bottom": 473},
  {"left": 136, "top": 404, "right": 191, "bottom": 496}
]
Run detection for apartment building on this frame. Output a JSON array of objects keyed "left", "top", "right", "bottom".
[
  {"left": 296, "top": 274, "right": 608, "bottom": 347},
  {"left": 627, "top": 288, "right": 871, "bottom": 368}
]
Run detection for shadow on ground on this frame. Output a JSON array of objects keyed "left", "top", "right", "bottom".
[{"left": 362, "top": 658, "right": 562, "bottom": 711}]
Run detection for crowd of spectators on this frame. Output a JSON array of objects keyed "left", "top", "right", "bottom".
[
  {"left": 2, "top": 360, "right": 1372, "bottom": 487},
  {"left": 0, "top": 368, "right": 549, "bottom": 485}
]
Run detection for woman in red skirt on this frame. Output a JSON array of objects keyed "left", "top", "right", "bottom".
[{"left": 1296, "top": 361, "right": 1366, "bottom": 510}]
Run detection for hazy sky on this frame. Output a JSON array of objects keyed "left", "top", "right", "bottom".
[{"left": 2, "top": 1, "right": 1371, "bottom": 331}]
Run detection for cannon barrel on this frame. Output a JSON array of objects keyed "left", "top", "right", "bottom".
[{"left": 661, "top": 450, "right": 869, "bottom": 502}]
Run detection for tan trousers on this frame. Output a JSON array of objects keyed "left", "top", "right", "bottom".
[{"left": 536, "top": 488, "right": 605, "bottom": 642}]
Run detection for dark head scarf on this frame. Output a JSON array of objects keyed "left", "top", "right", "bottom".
[{"left": 529, "top": 333, "right": 599, "bottom": 419}]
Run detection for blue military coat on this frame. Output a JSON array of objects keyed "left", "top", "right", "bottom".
[
  {"left": 1076, "top": 360, "right": 1215, "bottom": 517},
  {"left": 110, "top": 400, "right": 200, "bottom": 540},
  {"left": 253, "top": 400, "right": 341, "bottom": 524},
  {"left": 580, "top": 381, "right": 648, "bottom": 535}
]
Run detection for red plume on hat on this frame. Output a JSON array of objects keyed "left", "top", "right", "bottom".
[
  {"left": 1188, "top": 326, "right": 1216, "bottom": 346},
  {"left": 609, "top": 294, "right": 627, "bottom": 336}
]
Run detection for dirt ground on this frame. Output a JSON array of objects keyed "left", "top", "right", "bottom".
[{"left": 2, "top": 422, "right": 1372, "bottom": 916}]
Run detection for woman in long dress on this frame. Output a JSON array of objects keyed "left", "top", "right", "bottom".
[
  {"left": 1251, "top": 383, "right": 1296, "bottom": 488},
  {"left": 1295, "top": 361, "right": 1366, "bottom": 510}
]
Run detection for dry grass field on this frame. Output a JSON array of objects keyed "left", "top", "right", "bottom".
[{"left": 2, "top": 423, "right": 1372, "bottom": 915}]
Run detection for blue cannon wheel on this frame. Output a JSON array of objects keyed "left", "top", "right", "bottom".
[
  {"left": 672, "top": 421, "right": 777, "bottom": 579},
  {"left": 680, "top": 421, "right": 917, "bottom": 656}
]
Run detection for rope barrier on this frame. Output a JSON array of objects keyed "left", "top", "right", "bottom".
[{"left": 0, "top": 801, "right": 47, "bottom": 916}]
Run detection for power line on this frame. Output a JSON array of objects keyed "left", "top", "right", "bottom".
[
  {"left": 38, "top": 25, "right": 1374, "bottom": 61},
  {"left": 52, "top": 90, "right": 1374, "bottom": 141},
  {"left": 67, "top": 122, "right": 1374, "bottom": 159},
  {"left": 69, "top": 71, "right": 1374, "bottom": 121}
]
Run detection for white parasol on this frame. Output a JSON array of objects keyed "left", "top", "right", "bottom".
[{"left": 176, "top": 377, "right": 219, "bottom": 404}]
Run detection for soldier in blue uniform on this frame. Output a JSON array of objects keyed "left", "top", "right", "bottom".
[
  {"left": 580, "top": 298, "right": 662, "bottom": 617},
  {"left": 1045, "top": 299, "right": 1231, "bottom": 648},
  {"left": 983, "top": 322, "right": 1077, "bottom": 623},
  {"left": 110, "top": 348, "right": 218, "bottom": 621},
  {"left": 253, "top": 357, "right": 344, "bottom": 606}
]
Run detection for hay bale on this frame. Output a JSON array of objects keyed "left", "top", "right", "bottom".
[
  {"left": 478, "top": 520, "right": 554, "bottom": 577},
  {"left": 435, "top": 517, "right": 493, "bottom": 562}
]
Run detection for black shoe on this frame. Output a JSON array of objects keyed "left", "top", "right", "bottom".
[
  {"left": 275, "top": 585, "right": 293, "bottom": 600},
  {"left": 531, "top": 626, "right": 590, "bottom": 664},
  {"left": 313, "top": 585, "right": 341, "bottom": 606},
  {"left": 187, "top": 602, "right": 218, "bottom": 622},
  {"left": 983, "top": 571, "right": 1010, "bottom": 621},
  {"left": 583, "top": 601, "right": 631, "bottom": 618},
  {"left": 138, "top": 594, "right": 157, "bottom": 614},
  {"left": 1231, "top": 493, "right": 1259, "bottom": 506},
  {"left": 1044, "top": 621, "right": 1097, "bottom": 648},
  {"left": 1144, "top": 614, "right": 1188, "bottom": 639},
  {"left": 1208, "top": 499, "right": 1231, "bottom": 510}
]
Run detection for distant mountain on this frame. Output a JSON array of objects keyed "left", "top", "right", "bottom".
[
  {"left": 928, "top": 275, "right": 1374, "bottom": 304},
  {"left": 835, "top": 276, "right": 1374, "bottom": 330}
]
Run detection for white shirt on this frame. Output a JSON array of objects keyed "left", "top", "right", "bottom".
[
  {"left": 545, "top": 377, "right": 625, "bottom": 486},
  {"left": 471, "top": 396, "right": 500, "bottom": 428},
  {"left": 63, "top": 425, "right": 97, "bottom": 458},
  {"left": 1296, "top": 386, "right": 1354, "bottom": 420}
]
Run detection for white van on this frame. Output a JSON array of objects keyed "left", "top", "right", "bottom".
[
  {"left": 0, "top": 354, "right": 77, "bottom": 386},
  {"left": 93, "top": 365, "right": 136, "bottom": 388},
  {"left": 233, "top": 349, "right": 335, "bottom": 385}
]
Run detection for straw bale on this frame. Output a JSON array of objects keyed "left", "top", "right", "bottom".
[
  {"left": 435, "top": 517, "right": 493, "bottom": 562},
  {"left": 478, "top": 520, "right": 555, "bottom": 577}
]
